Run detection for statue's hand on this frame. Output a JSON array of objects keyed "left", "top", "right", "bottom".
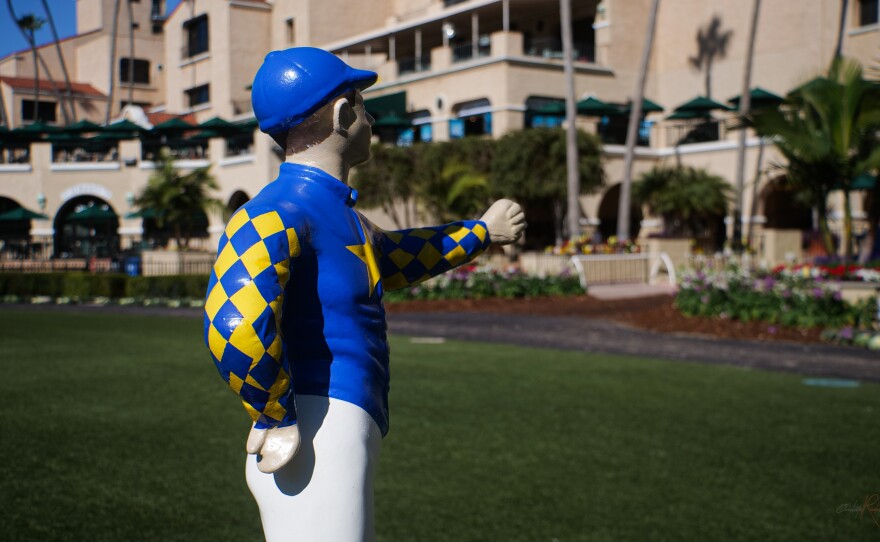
[
  {"left": 480, "top": 199, "right": 526, "bottom": 245},
  {"left": 246, "top": 423, "right": 301, "bottom": 473}
]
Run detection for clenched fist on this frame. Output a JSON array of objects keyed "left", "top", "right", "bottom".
[
  {"left": 247, "top": 423, "right": 302, "bottom": 473},
  {"left": 480, "top": 199, "right": 526, "bottom": 245}
]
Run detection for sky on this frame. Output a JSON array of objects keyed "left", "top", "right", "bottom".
[{"left": 0, "top": 0, "right": 183, "bottom": 61}]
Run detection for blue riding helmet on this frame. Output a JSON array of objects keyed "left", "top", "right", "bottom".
[{"left": 252, "top": 47, "right": 378, "bottom": 136}]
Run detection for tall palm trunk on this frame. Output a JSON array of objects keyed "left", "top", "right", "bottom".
[
  {"left": 29, "top": 28, "right": 39, "bottom": 121},
  {"left": 835, "top": 0, "right": 849, "bottom": 59},
  {"left": 843, "top": 188, "right": 854, "bottom": 263},
  {"left": 126, "top": 0, "right": 135, "bottom": 107},
  {"left": 732, "top": 0, "right": 761, "bottom": 251},
  {"left": 618, "top": 0, "right": 660, "bottom": 241},
  {"left": 105, "top": 0, "right": 122, "bottom": 124},
  {"left": 41, "top": 0, "right": 76, "bottom": 122}
]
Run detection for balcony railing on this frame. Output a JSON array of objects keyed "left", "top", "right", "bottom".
[
  {"left": 666, "top": 119, "right": 724, "bottom": 146},
  {"left": 524, "top": 37, "right": 595, "bottom": 63},
  {"left": 0, "top": 146, "right": 30, "bottom": 164},
  {"left": 451, "top": 42, "right": 491, "bottom": 63},
  {"left": 397, "top": 54, "right": 432, "bottom": 76},
  {"left": 52, "top": 142, "right": 119, "bottom": 163}
]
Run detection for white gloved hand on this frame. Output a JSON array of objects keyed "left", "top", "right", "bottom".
[
  {"left": 480, "top": 199, "right": 526, "bottom": 245},
  {"left": 246, "top": 423, "right": 301, "bottom": 473}
]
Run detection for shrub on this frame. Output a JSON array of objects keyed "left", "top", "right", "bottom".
[{"left": 676, "top": 266, "right": 873, "bottom": 329}]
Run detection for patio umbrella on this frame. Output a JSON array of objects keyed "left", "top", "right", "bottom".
[
  {"left": 64, "top": 119, "right": 103, "bottom": 133},
  {"left": 667, "top": 96, "right": 732, "bottom": 120},
  {"left": 45, "top": 131, "right": 88, "bottom": 144},
  {"left": 151, "top": 118, "right": 196, "bottom": 135},
  {"left": 0, "top": 207, "right": 48, "bottom": 220},
  {"left": 184, "top": 129, "right": 223, "bottom": 142},
  {"left": 373, "top": 113, "right": 413, "bottom": 128},
  {"left": 105, "top": 119, "right": 147, "bottom": 133},
  {"left": 727, "top": 87, "right": 784, "bottom": 110},
  {"left": 617, "top": 97, "right": 664, "bottom": 115},
  {"left": 197, "top": 117, "right": 242, "bottom": 136},
  {"left": 576, "top": 97, "right": 620, "bottom": 117},
  {"left": 66, "top": 205, "right": 118, "bottom": 221},
  {"left": 16, "top": 121, "right": 62, "bottom": 135},
  {"left": 235, "top": 118, "right": 259, "bottom": 131},
  {"left": 89, "top": 131, "right": 136, "bottom": 142}
]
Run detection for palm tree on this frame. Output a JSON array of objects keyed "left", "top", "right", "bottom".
[
  {"left": 105, "top": 0, "right": 122, "bottom": 124},
  {"left": 617, "top": 0, "right": 660, "bottom": 241},
  {"left": 633, "top": 165, "right": 731, "bottom": 240},
  {"left": 351, "top": 143, "right": 416, "bottom": 229},
  {"left": 135, "top": 150, "right": 222, "bottom": 250},
  {"left": 834, "top": 0, "right": 849, "bottom": 59},
  {"left": 688, "top": 16, "right": 733, "bottom": 100},
  {"left": 41, "top": 0, "right": 76, "bottom": 122},
  {"left": 16, "top": 13, "right": 45, "bottom": 122},
  {"left": 125, "top": 0, "right": 135, "bottom": 107},
  {"left": 6, "top": 1, "right": 70, "bottom": 124},
  {"left": 750, "top": 58, "right": 880, "bottom": 261},
  {"left": 732, "top": 0, "right": 762, "bottom": 251}
]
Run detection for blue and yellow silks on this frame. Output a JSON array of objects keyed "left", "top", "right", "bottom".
[{"left": 204, "top": 163, "right": 490, "bottom": 435}]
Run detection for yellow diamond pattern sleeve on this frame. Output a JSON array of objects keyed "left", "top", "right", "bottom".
[
  {"left": 376, "top": 220, "right": 490, "bottom": 291},
  {"left": 203, "top": 207, "right": 302, "bottom": 429}
]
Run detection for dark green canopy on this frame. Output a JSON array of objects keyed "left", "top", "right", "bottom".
[
  {"left": 618, "top": 97, "right": 664, "bottom": 115},
  {"left": 576, "top": 97, "right": 619, "bottom": 116},
  {"left": 0, "top": 207, "right": 48, "bottom": 221},
  {"left": 197, "top": 117, "right": 242, "bottom": 135},
  {"left": 105, "top": 119, "right": 147, "bottom": 132},
  {"left": 667, "top": 96, "right": 732, "bottom": 120},
  {"left": 528, "top": 102, "right": 567, "bottom": 116},
  {"left": 64, "top": 120, "right": 103, "bottom": 133},
  {"left": 666, "top": 109, "right": 711, "bottom": 120},
  {"left": 373, "top": 113, "right": 413, "bottom": 128},
  {"left": 66, "top": 205, "right": 118, "bottom": 221},
  {"left": 90, "top": 131, "right": 134, "bottom": 142},
  {"left": 125, "top": 208, "right": 160, "bottom": 219},
  {"left": 833, "top": 173, "right": 878, "bottom": 191},
  {"left": 152, "top": 118, "right": 196, "bottom": 133},
  {"left": 727, "top": 87, "right": 784, "bottom": 109},
  {"left": 17, "top": 121, "right": 61, "bottom": 134}
]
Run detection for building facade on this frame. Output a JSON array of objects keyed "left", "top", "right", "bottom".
[{"left": 0, "top": 0, "right": 877, "bottom": 261}]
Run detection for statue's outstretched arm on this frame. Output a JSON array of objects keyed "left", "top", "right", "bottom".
[
  {"left": 204, "top": 207, "right": 302, "bottom": 471},
  {"left": 375, "top": 199, "right": 525, "bottom": 291}
]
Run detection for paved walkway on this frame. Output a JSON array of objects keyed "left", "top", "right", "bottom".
[
  {"left": 387, "top": 312, "right": 880, "bottom": 382},
  {"left": 8, "top": 303, "right": 879, "bottom": 382}
]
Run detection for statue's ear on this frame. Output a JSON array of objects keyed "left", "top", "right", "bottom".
[{"left": 333, "top": 96, "right": 355, "bottom": 138}]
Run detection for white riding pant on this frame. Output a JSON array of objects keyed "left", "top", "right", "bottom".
[{"left": 246, "top": 394, "right": 382, "bottom": 542}]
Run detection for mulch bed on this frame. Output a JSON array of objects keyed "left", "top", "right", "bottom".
[{"left": 385, "top": 295, "right": 824, "bottom": 344}]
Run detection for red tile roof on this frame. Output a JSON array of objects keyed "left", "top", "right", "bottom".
[
  {"left": 146, "top": 111, "right": 198, "bottom": 126},
  {"left": 0, "top": 76, "right": 105, "bottom": 98}
]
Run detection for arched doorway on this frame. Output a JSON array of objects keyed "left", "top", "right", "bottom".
[
  {"left": 228, "top": 190, "right": 250, "bottom": 215},
  {"left": 54, "top": 196, "right": 120, "bottom": 258},
  {"left": 760, "top": 178, "right": 812, "bottom": 230},
  {"left": 597, "top": 184, "right": 642, "bottom": 241},
  {"left": 0, "top": 196, "right": 31, "bottom": 259}
]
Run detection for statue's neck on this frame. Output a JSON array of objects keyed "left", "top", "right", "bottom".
[{"left": 285, "top": 146, "right": 349, "bottom": 184}]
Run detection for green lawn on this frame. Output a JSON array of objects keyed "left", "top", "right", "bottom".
[{"left": 1, "top": 309, "right": 878, "bottom": 541}]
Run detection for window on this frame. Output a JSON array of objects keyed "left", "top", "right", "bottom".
[
  {"left": 285, "top": 17, "right": 295, "bottom": 44},
  {"left": 186, "top": 84, "right": 210, "bottom": 107},
  {"left": 859, "top": 0, "right": 879, "bottom": 26},
  {"left": 450, "top": 99, "right": 492, "bottom": 138},
  {"left": 120, "top": 58, "right": 151, "bottom": 84},
  {"left": 183, "top": 14, "right": 209, "bottom": 58},
  {"left": 22, "top": 100, "right": 57, "bottom": 122}
]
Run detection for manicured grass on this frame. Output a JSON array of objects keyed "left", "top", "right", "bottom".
[{"left": 1, "top": 308, "right": 879, "bottom": 541}]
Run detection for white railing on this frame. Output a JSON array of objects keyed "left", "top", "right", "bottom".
[{"left": 570, "top": 252, "right": 676, "bottom": 289}]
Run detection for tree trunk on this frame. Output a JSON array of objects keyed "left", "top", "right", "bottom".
[
  {"left": 732, "top": 0, "right": 761, "bottom": 252},
  {"left": 835, "top": 0, "right": 849, "bottom": 59},
  {"left": 745, "top": 138, "right": 765, "bottom": 247},
  {"left": 41, "top": 0, "right": 76, "bottom": 122},
  {"left": 126, "top": 0, "right": 135, "bottom": 108},
  {"left": 31, "top": 31, "right": 39, "bottom": 121},
  {"left": 560, "top": 0, "right": 580, "bottom": 241},
  {"left": 843, "top": 188, "right": 854, "bottom": 263},
  {"left": 817, "top": 198, "right": 835, "bottom": 256},
  {"left": 105, "top": 0, "right": 122, "bottom": 125},
  {"left": 618, "top": 0, "right": 660, "bottom": 241}
]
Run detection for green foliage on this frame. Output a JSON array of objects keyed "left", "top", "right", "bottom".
[
  {"left": 749, "top": 58, "right": 880, "bottom": 257},
  {"left": 351, "top": 144, "right": 416, "bottom": 228},
  {"left": 135, "top": 150, "right": 222, "bottom": 250},
  {"left": 633, "top": 165, "right": 730, "bottom": 237},
  {"left": 412, "top": 138, "right": 496, "bottom": 222},
  {"left": 383, "top": 270, "right": 584, "bottom": 301},
  {"left": 675, "top": 266, "right": 870, "bottom": 329},
  {"left": 0, "top": 272, "right": 208, "bottom": 300}
]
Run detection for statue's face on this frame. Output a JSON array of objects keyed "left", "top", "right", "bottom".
[{"left": 346, "top": 91, "right": 374, "bottom": 167}]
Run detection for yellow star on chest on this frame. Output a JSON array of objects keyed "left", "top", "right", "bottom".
[{"left": 346, "top": 216, "right": 382, "bottom": 298}]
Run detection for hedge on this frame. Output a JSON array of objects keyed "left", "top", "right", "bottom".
[{"left": 0, "top": 273, "right": 210, "bottom": 300}]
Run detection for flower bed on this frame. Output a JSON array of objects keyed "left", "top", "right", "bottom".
[
  {"left": 545, "top": 235, "right": 641, "bottom": 256},
  {"left": 676, "top": 266, "right": 874, "bottom": 330},
  {"left": 772, "top": 263, "right": 880, "bottom": 282},
  {"left": 383, "top": 265, "right": 584, "bottom": 301}
]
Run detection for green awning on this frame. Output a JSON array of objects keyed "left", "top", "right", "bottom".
[
  {"left": 105, "top": 119, "right": 146, "bottom": 132},
  {"left": 529, "top": 102, "right": 567, "bottom": 116},
  {"left": 0, "top": 207, "right": 48, "bottom": 221},
  {"left": 17, "top": 121, "right": 61, "bottom": 134},
  {"left": 66, "top": 205, "right": 118, "bottom": 221},
  {"left": 125, "top": 208, "right": 161, "bottom": 219},
  {"left": 618, "top": 97, "right": 664, "bottom": 115},
  {"left": 198, "top": 117, "right": 242, "bottom": 135},
  {"left": 64, "top": 120, "right": 103, "bottom": 133},
  {"left": 365, "top": 91, "right": 408, "bottom": 128},
  {"left": 151, "top": 118, "right": 195, "bottom": 134},
  {"left": 671, "top": 96, "right": 733, "bottom": 114},
  {"left": 666, "top": 110, "right": 712, "bottom": 120},
  {"left": 576, "top": 97, "right": 620, "bottom": 116}
]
